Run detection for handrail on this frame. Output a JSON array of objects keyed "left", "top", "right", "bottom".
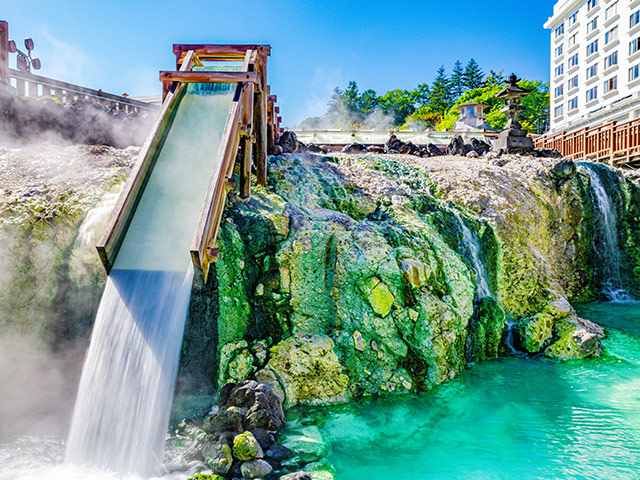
[
  {"left": 96, "top": 51, "right": 197, "bottom": 271},
  {"left": 8, "top": 68, "right": 158, "bottom": 112}
]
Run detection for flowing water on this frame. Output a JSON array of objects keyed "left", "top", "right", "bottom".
[
  {"left": 293, "top": 302, "right": 640, "bottom": 480},
  {"left": 64, "top": 84, "right": 235, "bottom": 477},
  {"left": 582, "top": 164, "right": 633, "bottom": 303},
  {"left": 452, "top": 211, "right": 491, "bottom": 298}
]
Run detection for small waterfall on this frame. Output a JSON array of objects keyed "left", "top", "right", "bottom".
[
  {"left": 583, "top": 164, "right": 633, "bottom": 303},
  {"left": 504, "top": 320, "right": 519, "bottom": 355},
  {"left": 453, "top": 211, "right": 491, "bottom": 298},
  {"left": 65, "top": 265, "right": 194, "bottom": 476}
]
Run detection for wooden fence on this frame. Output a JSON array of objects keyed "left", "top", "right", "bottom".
[{"left": 534, "top": 118, "right": 640, "bottom": 167}]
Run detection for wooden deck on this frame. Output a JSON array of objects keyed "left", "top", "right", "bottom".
[{"left": 535, "top": 118, "right": 640, "bottom": 168}]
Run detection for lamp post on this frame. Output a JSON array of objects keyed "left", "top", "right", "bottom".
[
  {"left": 492, "top": 73, "right": 533, "bottom": 152},
  {"left": 8, "top": 37, "right": 41, "bottom": 73}
]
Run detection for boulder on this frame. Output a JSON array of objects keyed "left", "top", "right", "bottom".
[
  {"left": 280, "top": 425, "right": 329, "bottom": 468},
  {"left": 341, "top": 142, "right": 367, "bottom": 153},
  {"left": 220, "top": 380, "right": 285, "bottom": 431},
  {"left": 280, "top": 473, "right": 312, "bottom": 480},
  {"left": 278, "top": 131, "right": 299, "bottom": 153},
  {"left": 550, "top": 159, "right": 577, "bottom": 186},
  {"left": 427, "top": 143, "right": 444, "bottom": 156},
  {"left": 446, "top": 135, "right": 467, "bottom": 156},
  {"left": 517, "top": 312, "right": 554, "bottom": 353},
  {"left": 303, "top": 458, "right": 338, "bottom": 480},
  {"left": 267, "top": 335, "right": 350, "bottom": 407},
  {"left": 241, "top": 459, "right": 273, "bottom": 479},
  {"left": 266, "top": 443, "right": 294, "bottom": 461},
  {"left": 202, "top": 442, "right": 233, "bottom": 476},
  {"left": 233, "top": 431, "right": 263, "bottom": 461},
  {"left": 254, "top": 368, "right": 286, "bottom": 403},
  {"left": 203, "top": 406, "right": 243, "bottom": 433},
  {"left": 470, "top": 137, "right": 491, "bottom": 155},
  {"left": 250, "top": 427, "right": 275, "bottom": 451}
]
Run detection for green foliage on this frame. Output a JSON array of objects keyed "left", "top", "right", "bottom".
[{"left": 299, "top": 59, "right": 549, "bottom": 133}]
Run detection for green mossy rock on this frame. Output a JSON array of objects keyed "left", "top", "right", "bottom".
[
  {"left": 203, "top": 442, "right": 233, "bottom": 476},
  {"left": 233, "top": 431, "right": 263, "bottom": 461},
  {"left": 267, "top": 335, "right": 350, "bottom": 407},
  {"left": 303, "top": 458, "right": 338, "bottom": 480},
  {"left": 280, "top": 425, "right": 329, "bottom": 468}
]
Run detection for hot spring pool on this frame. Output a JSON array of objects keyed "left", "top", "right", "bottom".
[{"left": 286, "top": 302, "right": 640, "bottom": 480}]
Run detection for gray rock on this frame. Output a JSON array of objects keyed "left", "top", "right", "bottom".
[
  {"left": 203, "top": 442, "right": 233, "bottom": 476},
  {"left": 241, "top": 459, "right": 273, "bottom": 478},
  {"left": 266, "top": 443, "right": 293, "bottom": 461},
  {"left": 278, "top": 131, "right": 299, "bottom": 153},
  {"left": 341, "top": 142, "right": 367, "bottom": 153},
  {"left": 203, "top": 406, "right": 244, "bottom": 433},
  {"left": 220, "top": 380, "right": 285, "bottom": 431},
  {"left": 280, "top": 473, "right": 312, "bottom": 480}
]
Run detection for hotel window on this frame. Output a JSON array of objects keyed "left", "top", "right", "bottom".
[
  {"left": 556, "top": 44, "right": 564, "bottom": 57},
  {"left": 605, "top": 2, "right": 617, "bottom": 21},
  {"left": 587, "top": 17, "right": 598, "bottom": 33},
  {"left": 604, "top": 76, "right": 617, "bottom": 93},
  {"left": 587, "top": 64, "right": 598, "bottom": 79},
  {"left": 569, "top": 33, "right": 578, "bottom": 47},
  {"left": 631, "top": 10, "right": 640, "bottom": 28},
  {"left": 569, "top": 53, "right": 579, "bottom": 68},
  {"left": 604, "top": 51, "right": 618, "bottom": 69},
  {"left": 587, "top": 40, "right": 598, "bottom": 56},
  {"left": 586, "top": 86, "right": 598, "bottom": 102},
  {"left": 587, "top": 0, "right": 597, "bottom": 11},
  {"left": 631, "top": 37, "right": 640, "bottom": 55},
  {"left": 569, "top": 97, "right": 579, "bottom": 110},
  {"left": 554, "top": 105, "right": 564, "bottom": 117},
  {"left": 568, "top": 75, "right": 578, "bottom": 90},
  {"left": 555, "top": 64, "right": 564, "bottom": 77},
  {"left": 568, "top": 11, "right": 578, "bottom": 26},
  {"left": 605, "top": 27, "right": 618, "bottom": 45},
  {"left": 630, "top": 64, "right": 640, "bottom": 81},
  {"left": 555, "top": 85, "right": 564, "bottom": 97},
  {"left": 555, "top": 24, "right": 564, "bottom": 37}
]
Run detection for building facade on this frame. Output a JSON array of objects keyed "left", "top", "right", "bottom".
[{"left": 545, "top": 0, "right": 640, "bottom": 133}]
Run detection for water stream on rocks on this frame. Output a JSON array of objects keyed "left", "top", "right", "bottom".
[
  {"left": 452, "top": 211, "right": 491, "bottom": 298},
  {"left": 582, "top": 164, "right": 634, "bottom": 303},
  {"left": 64, "top": 84, "right": 235, "bottom": 477}
]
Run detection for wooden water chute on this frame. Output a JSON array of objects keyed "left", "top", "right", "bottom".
[{"left": 96, "top": 44, "right": 280, "bottom": 279}]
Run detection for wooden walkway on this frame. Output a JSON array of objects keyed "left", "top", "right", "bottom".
[{"left": 534, "top": 118, "right": 640, "bottom": 168}]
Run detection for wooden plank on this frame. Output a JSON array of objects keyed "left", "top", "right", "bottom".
[
  {"left": 173, "top": 44, "right": 271, "bottom": 59},
  {"left": 0, "top": 21, "right": 8, "bottom": 84},
  {"left": 159, "top": 70, "right": 258, "bottom": 84},
  {"left": 96, "top": 51, "right": 196, "bottom": 271}
]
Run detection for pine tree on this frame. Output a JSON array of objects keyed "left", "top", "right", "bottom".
[
  {"left": 413, "top": 83, "right": 430, "bottom": 107},
  {"left": 462, "top": 59, "right": 485, "bottom": 91},
  {"left": 485, "top": 69, "right": 506, "bottom": 87},
  {"left": 358, "top": 89, "right": 378, "bottom": 116},
  {"left": 343, "top": 81, "right": 361, "bottom": 114},
  {"left": 450, "top": 60, "right": 465, "bottom": 99},
  {"left": 427, "top": 66, "right": 453, "bottom": 115}
]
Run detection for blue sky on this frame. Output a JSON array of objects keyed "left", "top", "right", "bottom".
[{"left": 3, "top": 0, "right": 556, "bottom": 126}]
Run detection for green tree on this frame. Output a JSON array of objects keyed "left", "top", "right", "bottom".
[
  {"left": 463, "top": 59, "right": 485, "bottom": 90},
  {"left": 413, "top": 83, "right": 430, "bottom": 107},
  {"left": 358, "top": 89, "right": 378, "bottom": 116},
  {"left": 377, "top": 89, "right": 417, "bottom": 126},
  {"left": 450, "top": 60, "right": 465, "bottom": 98},
  {"left": 427, "top": 66, "right": 453, "bottom": 116},
  {"left": 485, "top": 69, "right": 506, "bottom": 87}
]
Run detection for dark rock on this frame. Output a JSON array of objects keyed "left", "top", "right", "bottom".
[
  {"left": 550, "top": 159, "right": 577, "bottom": 180},
  {"left": 203, "top": 406, "right": 244, "bottom": 433},
  {"left": 221, "top": 380, "right": 286, "bottom": 431},
  {"left": 251, "top": 427, "right": 275, "bottom": 451},
  {"left": 535, "top": 148, "right": 562, "bottom": 158},
  {"left": 265, "top": 444, "right": 293, "bottom": 461},
  {"left": 202, "top": 441, "right": 234, "bottom": 476},
  {"left": 385, "top": 134, "right": 419, "bottom": 155},
  {"left": 470, "top": 138, "right": 491, "bottom": 155},
  {"left": 427, "top": 143, "right": 444, "bottom": 156},
  {"left": 446, "top": 135, "right": 467, "bottom": 156},
  {"left": 280, "top": 473, "right": 312, "bottom": 480},
  {"left": 341, "top": 142, "right": 367, "bottom": 153},
  {"left": 367, "top": 145, "right": 385, "bottom": 153},
  {"left": 278, "top": 131, "right": 299, "bottom": 153},
  {"left": 305, "top": 143, "right": 326, "bottom": 153}
]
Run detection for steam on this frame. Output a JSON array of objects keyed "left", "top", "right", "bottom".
[{"left": 296, "top": 95, "right": 396, "bottom": 132}]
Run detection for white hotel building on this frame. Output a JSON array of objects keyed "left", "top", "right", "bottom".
[{"left": 546, "top": 0, "right": 640, "bottom": 133}]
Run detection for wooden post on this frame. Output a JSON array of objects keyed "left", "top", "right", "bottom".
[
  {"left": 255, "top": 88, "right": 268, "bottom": 186},
  {"left": 609, "top": 121, "right": 616, "bottom": 166},
  {"left": 0, "top": 21, "right": 8, "bottom": 85},
  {"left": 240, "top": 83, "right": 254, "bottom": 200}
]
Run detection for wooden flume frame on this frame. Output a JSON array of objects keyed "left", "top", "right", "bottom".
[{"left": 97, "top": 44, "right": 280, "bottom": 281}]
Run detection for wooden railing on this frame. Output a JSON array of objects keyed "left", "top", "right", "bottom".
[
  {"left": 7, "top": 68, "right": 158, "bottom": 113},
  {"left": 534, "top": 118, "right": 640, "bottom": 167},
  {"left": 97, "top": 44, "right": 279, "bottom": 281}
]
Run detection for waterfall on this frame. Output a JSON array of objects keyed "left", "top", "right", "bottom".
[
  {"left": 583, "top": 164, "right": 633, "bottom": 303},
  {"left": 65, "top": 265, "right": 193, "bottom": 476},
  {"left": 453, "top": 211, "right": 491, "bottom": 298}
]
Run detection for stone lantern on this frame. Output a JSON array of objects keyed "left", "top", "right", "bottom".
[{"left": 492, "top": 73, "right": 533, "bottom": 152}]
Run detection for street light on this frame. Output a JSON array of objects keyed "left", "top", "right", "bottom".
[{"left": 8, "top": 37, "right": 41, "bottom": 72}]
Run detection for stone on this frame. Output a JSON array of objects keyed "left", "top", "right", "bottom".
[
  {"left": 466, "top": 150, "right": 479, "bottom": 158},
  {"left": 250, "top": 427, "right": 275, "bottom": 451},
  {"left": 353, "top": 330, "right": 366, "bottom": 351},
  {"left": 176, "top": 419, "right": 208, "bottom": 442},
  {"left": 303, "top": 459, "right": 338, "bottom": 480},
  {"left": 233, "top": 431, "right": 263, "bottom": 461},
  {"left": 280, "top": 473, "right": 312, "bottom": 480},
  {"left": 254, "top": 368, "right": 286, "bottom": 403},
  {"left": 341, "top": 142, "right": 367, "bottom": 153},
  {"left": 241, "top": 459, "right": 273, "bottom": 479},
  {"left": 203, "top": 442, "right": 233, "bottom": 476},
  {"left": 278, "top": 131, "right": 299, "bottom": 153},
  {"left": 227, "top": 348, "right": 256, "bottom": 383},
  {"left": 400, "top": 258, "right": 428, "bottom": 288},
  {"left": 250, "top": 340, "right": 269, "bottom": 366},
  {"left": 280, "top": 425, "right": 328, "bottom": 468},
  {"left": 427, "top": 143, "right": 444, "bottom": 156},
  {"left": 517, "top": 312, "right": 554, "bottom": 353},
  {"left": 221, "top": 380, "right": 286, "bottom": 431},
  {"left": 266, "top": 443, "right": 294, "bottom": 461},
  {"left": 446, "top": 135, "right": 467, "bottom": 156},
  {"left": 362, "top": 276, "right": 394, "bottom": 317},
  {"left": 267, "top": 335, "right": 350, "bottom": 407},
  {"left": 470, "top": 138, "right": 491, "bottom": 155},
  {"left": 203, "top": 406, "right": 243, "bottom": 433},
  {"left": 186, "top": 474, "right": 225, "bottom": 480}
]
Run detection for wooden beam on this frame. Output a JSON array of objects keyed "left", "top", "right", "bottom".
[
  {"left": 0, "top": 21, "right": 8, "bottom": 84},
  {"left": 173, "top": 44, "right": 271, "bottom": 59},
  {"left": 159, "top": 71, "right": 258, "bottom": 84}
]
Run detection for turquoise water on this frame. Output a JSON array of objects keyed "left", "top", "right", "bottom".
[{"left": 299, "top": 303, "right": 640, "bottom": 480}]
